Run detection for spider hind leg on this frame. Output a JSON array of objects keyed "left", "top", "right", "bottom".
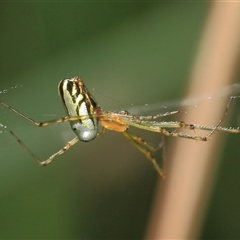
[{"left": 10, "top": 130, "right": 79, "bottom": 165}]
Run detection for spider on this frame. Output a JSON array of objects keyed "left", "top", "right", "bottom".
[{"left": 1, "top": 76, "right": 240, "bottom": 178}]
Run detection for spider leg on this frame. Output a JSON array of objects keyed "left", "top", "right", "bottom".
[
  {"left": 0, "top": 101, "right": 97, "bottom": 127},
  {"left": 172, "top": 95, "right": 240, "bottom": 139},
  {"left": 121, "top": 110, "right": 180, "bottom": 121},
  {"left": 123, "top": 95, "right": 240, "bottom": 140},
  {"left": 139, "top": 110, "right": 180, "bottom": 120},
  {"left": 122, "top": 131, "right": 165, "bottom": 178},
  {"left": 10, "top": 130, "right": 79, "bottom": 165},
  {"left": 160, "top": 129, "right": 209, "bottom": 141}
]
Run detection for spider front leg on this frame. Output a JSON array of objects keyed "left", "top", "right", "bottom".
[
  {"left": 10, "top": 131, "right": 79, "bottom": 165},
  {"left": 128, "top": 110, "right": 180, "bottom": 121},
  {"left": 160, "top": 128, "right": 210, "bottom": 141},
  {"left": 143, "top": 110, "right": 180, "bottom": 119},
  {"left": 122, "top": 131, "right": 165, "bottom": 178},
  {"left": 162, "top": 95, "right": 240, "bottom": 140}
]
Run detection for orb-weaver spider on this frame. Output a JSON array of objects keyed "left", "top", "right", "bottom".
[{"left": 1, "top": 76, "right": 240, "bottom": 178}]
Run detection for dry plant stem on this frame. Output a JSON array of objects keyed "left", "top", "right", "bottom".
[{"left": 146, "top": 3, "right": 240, "bottom": 240}]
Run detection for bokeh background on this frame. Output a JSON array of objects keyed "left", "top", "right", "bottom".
[{"left": 1, "top": 2, "right": 240, "bottom": 239}]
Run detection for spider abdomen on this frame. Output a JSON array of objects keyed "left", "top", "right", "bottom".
[{"left": 58, "top": 76, "right": 99, "bottom": 142}]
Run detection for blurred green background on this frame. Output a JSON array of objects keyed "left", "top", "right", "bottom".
[{"left": 1, "top": 2, "right": 240, "bottom": 239}]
